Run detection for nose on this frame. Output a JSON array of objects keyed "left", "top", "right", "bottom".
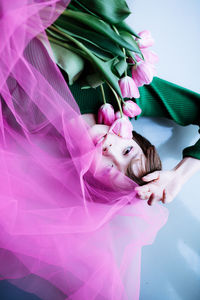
[{"left": 102, "top": 143, "right": 112, "bottom": 154}]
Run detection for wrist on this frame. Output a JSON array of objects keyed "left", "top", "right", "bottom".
[{"left": 172, "top": 157, "right": 200, "bottom": 183}]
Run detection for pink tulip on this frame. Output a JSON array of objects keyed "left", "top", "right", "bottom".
[
  {"left": 123, "top": 100, "right": 142, "bottom": 118},
  {"left": 132, "top": 61, "right": 156, "bottom": 87},
  {"left": 119, "top": 76, "right": 140, "bottom": 99},
  {"left": 109, "top": 117, "right": 133, "bottom": 139},
  {"left": 115, "top": 111, "right": 122, "bottom": 120},
  {"left": 141, "top": 49, "right": 159, "bottom": 64},
  {"left": 136, "top": 30, "right": 154, "bottom": 49},
  {"left": 135, "top": 49, "right": 158, "bottom": 65},
  {"left": 97, "top": 103, "right": 115, "bottom": 126},
  {"left": 115, "top": 111, "right": 129, "bottom": 120}
]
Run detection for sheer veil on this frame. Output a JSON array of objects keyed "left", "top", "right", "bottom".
[{"left": 0, "top": 1, "right": 168, "bottom": 299}]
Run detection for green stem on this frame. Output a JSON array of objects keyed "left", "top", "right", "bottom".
[
  {"left": 121, "top": 98, "right": 126, "bottom": 105},
  {"left": 47, "top": 34, "right": 86, "bottom": 58},
  {"left": 100, "top": 84, "right": 106, "bottom": 104},
  {"left": 107, "top": 82, "right": 123, "bottom": 117},
  {"left": 112, "top": 25, "right": 119, "bottom": 35}
]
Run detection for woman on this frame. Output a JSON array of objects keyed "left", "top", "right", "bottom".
[
  {"left": 0, "top": 1, "right": 168, "bottom": 299},
  {"left": 0, "top": 1, "right": 198, "bottom": 300},
  {"left": 67, "top": 77, "right": 200, "bottom": 206}
]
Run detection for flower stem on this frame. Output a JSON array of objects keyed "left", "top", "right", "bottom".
[
  {"left": 100, "top": 84, "right": 106, "bottom": 104},
  {"left": 107, "top": 82, "right": 123, "bottom": 117}
]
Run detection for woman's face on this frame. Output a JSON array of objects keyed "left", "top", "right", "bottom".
[{"left": 89, "top": 124, "right": 147, "bottom": 177}]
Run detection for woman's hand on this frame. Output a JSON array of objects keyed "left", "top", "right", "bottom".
[
  {"left": 135, "top": 170, "right": 182, "bottom": 205},
  {"left": 135, "top": 157, "right": 200, "bottom": 206}
]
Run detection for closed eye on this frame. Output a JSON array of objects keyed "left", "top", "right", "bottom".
[{"left": 123, "top": 146, "right": 133, "bottom": 155}]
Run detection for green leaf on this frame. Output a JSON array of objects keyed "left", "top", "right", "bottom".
[
  {"left": 49, "top": 42, "right": 85, "bottom": 85},
  {"left": 77, "top": 0, "right": 131, "bottom": 24},
  {"left": 85, "top": 73, "right": 104, "bottom": 88},
  {"left": 53, "top": 31, "right": 122, "bottom": 96},
  {"left": 61, "top": 9, "right": 139, "bottom": 52},
  {"left": 118, "top": 30, "right": 142, "bottom": 55},
  {"left": 127, "top": 50, "right": 144, "bottom": 63},
  {"left": 116, "top": 21, "right": 140, "bottom": 38},
  {"left": 78, "top": 40, "right": 112, "bottom": 61},
  {"left": 46, "top": 32, "right": 88, "bottom": 59},
  {"left": 47, "top": 27, "right": 111, "bottom": 61},
  {"left": 71, "top": 0, "right": 98, "bottom": 16},
  {"left": 113, "top": 59, "right": 128, "bottom": 77},
  {"left": 54, "top": 17, "right": 125, "bottom": 57},
  {"left": 67, "top": 3, "right": 80, "bottom": 11}
]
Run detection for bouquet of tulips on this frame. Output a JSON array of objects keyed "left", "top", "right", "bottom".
[{"left": 46, "top": 0, "right": 158, "bottom": 138}]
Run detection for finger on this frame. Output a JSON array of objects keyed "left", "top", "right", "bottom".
[
  {"left": 135, "top": 185, "right": 152, "bottom": 194},
  {"left": 137, "top": 191, "right": 151, "bottom": 200},
  {"left": 142, "top": 171, "right": 160, "bottom": 182},
  {"left": 162, "top": 189, "right": 172, "bottom": 204},
  {"left": 147, "top": 193, "right": 161, "bottom": 206}
]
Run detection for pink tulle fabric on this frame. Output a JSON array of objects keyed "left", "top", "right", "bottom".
[{"left": 0, "top": 1, "right": 168, "bottom": 299}]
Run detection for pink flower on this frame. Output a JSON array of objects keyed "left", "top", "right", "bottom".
[
  {"left": 136, "top": 30, "right": 154, "bottom": 49},
  {"left": 115, "top": 111, "right": 129, "bottom": 120},
  {"left": 109, "top": 117, "right": 133, "bottom": 139},
  {"left": 119, "top": 76, "right": 140, "bottom": 99},
  {"left": 132, "top": 61, "right": 156, "bottom": 87},
  {"left": 141, "top": 49, "right": 159, "bottom": 64},
  {"left": 135, "top": 49, "right": 158, "bottom": 65},
  {"left": 97, "top": 103, "right": 115, "bottom": 126},
  {"left": 123, "top": 100, "right": 142, "bottom": 118}
]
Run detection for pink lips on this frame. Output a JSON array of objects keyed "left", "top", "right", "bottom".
[{"left": 93, "top": 134, "right": 107, "bottom": 146}]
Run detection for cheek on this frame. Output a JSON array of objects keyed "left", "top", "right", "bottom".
[
  {"left": 131, "top": 155, "right": 146, "bottom": 177},
  {"left": 99, "top": 156, "right": 112, "bottom": 168}
]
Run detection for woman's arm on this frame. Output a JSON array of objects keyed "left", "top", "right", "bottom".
[
  {"left": 134, "top": 77, "right": 200, "bottom": 204},
  {"left": 135, "top": 157, "right": 200, "bottom": 205}
]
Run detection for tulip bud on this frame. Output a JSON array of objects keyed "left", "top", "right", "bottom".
[
  {"left": 136, "top": 30, "right": 154, "bottom": 49},
  {"left": 123, "top": 100, "right": 142, "bottom": 118},
  {"left": 119, "top": 76, "right": 140, "bottom": 99},
  {"left": 97, "top": 103, "right": 115, "bottom": 126},
  {"left": 109, "top": 117, "right": 133, "bottom": 139},
  {"left": 115, "top": 111, "right": 122, "bottom": 120},
  {"left": 115, "top": 111, "right": 129, "bottom": 120}
]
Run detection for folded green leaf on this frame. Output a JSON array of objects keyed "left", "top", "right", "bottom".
[
  {"left": 85, "top": 73, "right": 104, "bottom": 88},
  {"left": 113, "top": 59, "right": 128, "bottom": 77},
  {"left": 116, "top": 21, "right": 140, "bottom": 38},
  {"left": 118, "top": 30, "right": 142, "bottom": 55},
  {"left": 127, "top": 50, "right": 138, "bottom": 64},
  {"left": 49, "top": 42, "right": 85, "bottom": 85},
  {"left": 76, "top": 0, "right": 131, "bottom": 24},
  {"left": 61, "top": 9, "right": 139, "bottom": 53}
]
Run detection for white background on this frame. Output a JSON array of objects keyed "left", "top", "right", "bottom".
[{"left": 127, "top": 1, "right": 200, "bottom": 299}]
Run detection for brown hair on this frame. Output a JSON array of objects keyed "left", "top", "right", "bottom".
[{"left": 126, "top": 131, "right": 162, "bottom": 186}]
